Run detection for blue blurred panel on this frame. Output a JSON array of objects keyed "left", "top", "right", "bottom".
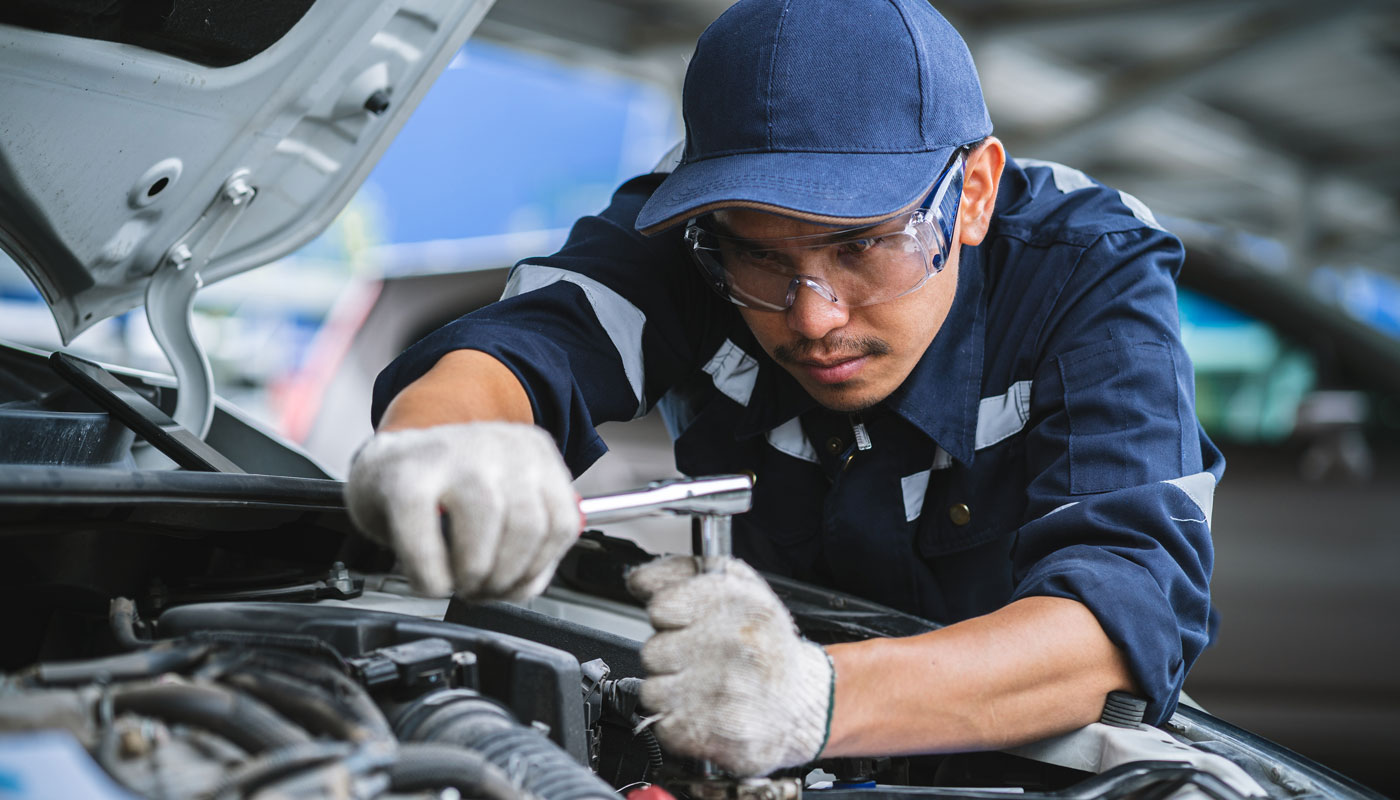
[
  {"left": 1312, "top": 266, "right": 1400, "bottom": 341},
  {"left": 361, "top": 40, "right": 679, "bottom": 244},
  {"left": 1178, "top": 287, "right": 1251, "bottom": 328}
]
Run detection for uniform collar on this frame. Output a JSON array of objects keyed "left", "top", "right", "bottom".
[
  {"left": 733, "top": 339, "right": 818, "bottom": 440},
  {"left": 882, "top": 243, "right": 986, "bottom": 466},
  {"left": 731, "top": 245, "right": 986, "bottom": 461}
]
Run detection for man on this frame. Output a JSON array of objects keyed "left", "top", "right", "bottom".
[{"left": 348, "top": 0, "right": 1222, "bottom": 779}]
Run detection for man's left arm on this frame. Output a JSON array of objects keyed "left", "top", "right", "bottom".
[
  {"left": 828, "top": 225, "right": 1219, "bottom": 754},
  {"left": 631, "top": 224, "right": 1217, "bottom": 775},
  {"left": 823, "top": 595, "right": 1132, "bottom": 755},
  {"left": 629, "top": 559, "right": 1133, "bottom": 773}
]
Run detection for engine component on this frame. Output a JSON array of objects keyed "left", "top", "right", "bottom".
[
  {"left": 157, "top": 601, "right": 592, "bottom": 762},
  {"left": 395, "top": 688, "right": 616, "bottom": 799},
  {"left": 387, "top": 742, "right": 529, "bottom": 799},
  {"left": 109, "top": 681, "right": 311, "bottom": 754},
  {"left": 346, "top": 637, "right": 456, "bottom": 693},
  {"left": 1, "top": 605, "right": 617, "bottom": 799}
]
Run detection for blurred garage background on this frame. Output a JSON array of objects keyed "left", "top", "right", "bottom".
[{"left": 1, "top": 0, "right": 1397, "bottom": 791}]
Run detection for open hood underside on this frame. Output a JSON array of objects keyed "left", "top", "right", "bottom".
[{"left": 0, "top": 0, "right": 494, "bottom": 343}]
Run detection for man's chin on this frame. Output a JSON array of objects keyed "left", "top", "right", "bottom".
[{"left": 801, "top": 380, "right": 887, "bottom": 413}]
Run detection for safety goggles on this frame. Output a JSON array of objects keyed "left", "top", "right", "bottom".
[{"left": 684, "top": 152, "right": 965, "bottom": 311}]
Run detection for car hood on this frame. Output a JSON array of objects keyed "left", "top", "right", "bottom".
[{"left": 0, "top": 0, "right": 494, "bottom": 344}]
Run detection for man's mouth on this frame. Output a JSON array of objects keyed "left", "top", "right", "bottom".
[
  {"left": 774, "top": 336, "right": 891, "bottom": 386},
  {"left": 795, "top": 355, "right": 868, "bottom": 384}
]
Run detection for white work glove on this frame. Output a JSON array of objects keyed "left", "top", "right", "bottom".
[
  {"left": 345, "top": 422, "right": 580, "bottom": 600},
  {"left": 627, "top": 555, "right": 835, "bottom": 777}
]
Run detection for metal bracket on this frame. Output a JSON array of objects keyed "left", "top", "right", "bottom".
[{"left": 145, "top": 171, "right": 257, "bottom": 438}]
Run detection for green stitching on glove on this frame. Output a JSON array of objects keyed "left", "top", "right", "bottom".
[{"left": 816, "top": 647, "right": 836, "bottom": 757}]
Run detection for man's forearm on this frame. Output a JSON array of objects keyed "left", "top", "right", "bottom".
[
  {"left": 377, "top": 349, "right": 533, "bottom": 432},
  {"left": 823, "top": 596, "right": 1135, "bottom": 756}
]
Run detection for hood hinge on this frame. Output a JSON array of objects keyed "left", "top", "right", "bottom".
[{"left": 145, "top": 171, "right": 257, "bottom": 439}]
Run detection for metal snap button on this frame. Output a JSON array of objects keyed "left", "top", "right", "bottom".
[
  {"left": 949, "top": 503, "right": 971, "bottom": 526},
  {"left": 825, "top": 436, "right": 844, "bottom": 454}
]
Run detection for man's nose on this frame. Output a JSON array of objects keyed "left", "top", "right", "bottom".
[{"left": 785, "top": 280, "right": 849, "bottom": 339}]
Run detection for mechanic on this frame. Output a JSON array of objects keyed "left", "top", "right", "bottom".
[{"left": 347, "top": 0, "right": 1222, "bottom": 779}]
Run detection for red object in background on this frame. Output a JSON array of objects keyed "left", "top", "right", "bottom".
[
  {"left": 626, "top": 785, "right": 677, "bottom": 800},
  {"left": 272, "top": 279, "right": 381, "bottom": 442}
]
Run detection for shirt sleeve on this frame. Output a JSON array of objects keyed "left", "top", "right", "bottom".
[
  {"left": 370, "top": 173, "right": 720, "bottom": 475},
  {"left": 1010, "top": 226, "right": 1223, "bottom": 725}
]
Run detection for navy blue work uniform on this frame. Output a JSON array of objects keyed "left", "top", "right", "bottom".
[{"left": 373, "top": 157, "right": 1223, "bottom": 725}]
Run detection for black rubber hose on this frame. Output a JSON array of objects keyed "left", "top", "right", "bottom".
[
  {"left": 388, "top": 743, "right": 528, "bottom": 800},
  {"left": 31, "top": 642, "right": 210, "bottom": 687},
  {"left": 219, "top": 669, "right": 382, "bottom": 744},
  {"left": 187, "top": 630, "right": 349, "bottom": 671},
  {"left": 396, "top": 691, "right": 615, "bottom": 800},
  {"left": 604, "top": 677, "right": 664, "bottom": 776},
  {"left": 633, "top": 717, "right": 665, "bottom": 777},
  {"left": 200, "top": 647, "right": 392, "bottom": 745},
  {"left": 108, "top": 598, "right": 150, "bottom": 651},
  {"left": 111, "top": 682, "right": 312, "bottom": 754},
  {"left": 225, "top": 648, "right": 391, "bottom": 742},
  {"left": 208, "top": 741, "right": 354, "bottom": 800}
]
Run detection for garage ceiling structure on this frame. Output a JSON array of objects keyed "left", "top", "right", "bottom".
[{"left": 477, "top": 0, "right": 1400, "bottom": 284}]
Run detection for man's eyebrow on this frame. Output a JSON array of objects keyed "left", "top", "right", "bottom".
[{"left": 708, "top": 222, "right": 789, "bottom": 250}]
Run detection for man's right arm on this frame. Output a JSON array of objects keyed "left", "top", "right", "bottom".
[
  {"left": 349, "top": 348, "right": 579, "bottom": 598},
  {"left": 351, "top": 173, "right": 705, "bottom": 600},
  {"left": 376, "top": 349, "right": 533, "bottom": 432}
]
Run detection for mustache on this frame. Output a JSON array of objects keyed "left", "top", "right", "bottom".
[{"left": 773, "top": 336, "right": 892, "bottom": 364}]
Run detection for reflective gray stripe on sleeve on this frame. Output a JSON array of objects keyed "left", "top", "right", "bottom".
[
  {"left": 657, "top": 381, "right": 703, "bottom": 440},
  {"left": 975, "top": 380, "right": 1032, "bottom": 450},
  {"left": 504, "top": 264, "right": 648, "bottom": 418},
  {"left": 1016, "top": 158, "right": 1164, "bottom": 231},
  {"left": 1163, "top": 472, "right": 1217, "bottom": 526},
  {"left": 1116, "top": 189, "right": 1165, "bottom": 231},
  {"left": 765, "top": 418, "right": 818, "bottom": 463},
  {"left": 901, "top": 469, "right": 932, "bottom": 522},
  {"left": 1042, "top": 500, "right": 1080, "bottom": 520},
  {"left": 702, "top": 338, "right": 759, "bottom": 406},
  {"left": 1018, "top": 158, "right": 1095, "bottom": 193}
]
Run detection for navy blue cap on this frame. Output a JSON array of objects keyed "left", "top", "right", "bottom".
[{"left": 635, "top": 0, "right": 993, "bottom": 235}]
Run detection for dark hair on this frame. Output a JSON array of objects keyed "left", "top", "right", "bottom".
[{"left": 962, "top": 137, "right": 989, "bottom": 154}]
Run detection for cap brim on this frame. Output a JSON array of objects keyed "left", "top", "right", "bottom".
[{"left": 634, "top": 147, "right": 960, "bottom": 235}]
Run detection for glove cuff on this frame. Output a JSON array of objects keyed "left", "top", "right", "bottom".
[
  {"left": 777, "top": 639, "right": 836, "bottom": 769},
  {"left": 816, "top": 647, "right": 836, "bottom": 757}
]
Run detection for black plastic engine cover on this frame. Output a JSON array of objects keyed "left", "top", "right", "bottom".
[{"left": 157, "top": 601, "right": 590, "bottom": 763}]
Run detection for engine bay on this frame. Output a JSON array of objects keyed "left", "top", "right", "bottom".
[
  {"left": 0, "top": 344, "right": 1373, "bottom": 799},
  {"left": 0, "top": 520, "right": 1360, "bottom": 800}
]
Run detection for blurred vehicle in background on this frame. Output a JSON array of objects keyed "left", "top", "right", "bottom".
[{"left": 1171, "top": 227, "right": 1400, "bottom": 790}]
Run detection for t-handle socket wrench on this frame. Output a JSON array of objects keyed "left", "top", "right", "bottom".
[
  {"left": 578, "top": 474, "right": 754, "bottom": 572},
  {"left": 580, "top": 474, "right": 753, "bottom": 781}
]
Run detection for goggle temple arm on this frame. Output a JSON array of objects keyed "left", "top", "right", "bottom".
[{"left": 915, "top": 152, "right": 966, "bottom": 269}]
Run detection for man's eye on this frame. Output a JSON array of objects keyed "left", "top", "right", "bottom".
[
  {"left": 837, "top": 238, "right": 877, "bottom": 256},
  {"left": 738, "top": 249, "right": 784, "bottom": 267}
]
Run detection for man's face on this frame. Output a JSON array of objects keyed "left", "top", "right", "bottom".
[
  {"left": 716, "top": 140, "right": 1004, "bottom": 412},
  {"left": 722, "top": 209, "right": 963, "bottom": 412}
]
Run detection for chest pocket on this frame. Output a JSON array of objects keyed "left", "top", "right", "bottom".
[{"left": 915, "top": 434, "right": 1027, "bottom": 558}]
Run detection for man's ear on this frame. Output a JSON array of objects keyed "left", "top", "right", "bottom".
[{"left": 956, "top": 137, "right": 1005, "bottom": 247}]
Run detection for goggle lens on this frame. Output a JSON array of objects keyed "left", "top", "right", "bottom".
[{"left": 685, "top": 154, "right": 964, "bottom": 311}]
